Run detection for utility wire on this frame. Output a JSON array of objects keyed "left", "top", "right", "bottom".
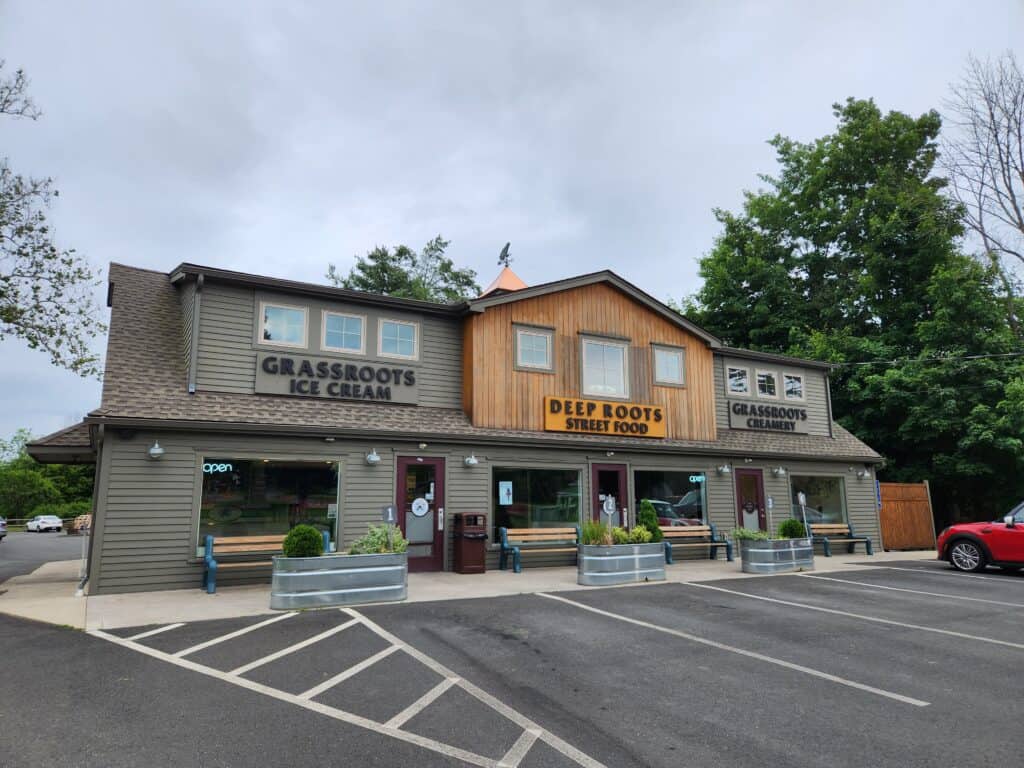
[{"left": 829, "top": 351, "right": 1024, "bottom": 368}]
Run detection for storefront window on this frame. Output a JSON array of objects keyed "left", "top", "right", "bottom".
[
  {"left": 790, "top": 475, "right": 846, "bottom": 524},
  {"left": 493, "top": 468, "right": 580, "bottom": 535},
  {"left": 198, "top": 458, "right": 339, "bottom": 554},
  {"left": 634, "top": 470, "right": 706, "bottom": 526}
]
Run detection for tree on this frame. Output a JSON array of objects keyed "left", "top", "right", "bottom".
[
  {"left": 0, "top": 427, "right": 94, "bottom": 507},
  {"left": 688, "top": 98, "right": 1024, "bottom": 524},
  {"left": 0, "top": 468, "right": 59, "bottom": 518},
  {"left": 326, "top": 235, "right": 479, "bottom": 302},
  {"left": 942, "top": 52, "right": 1024, "bottom": 339},
  {"left": 0, "top": 61, "right": 104, "bottom": 376}
]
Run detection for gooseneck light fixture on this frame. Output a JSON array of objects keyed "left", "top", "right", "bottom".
[
  {"left": 771, "top": 466, "right": 787, "bottom": 478},
  {"left": 147, "top": 441, "right": 165, "bottom": 460},
  {"left": 365, "top": 448, "right": 382, "bottom": 466},
  {"left": 716, "top": 463, "right": 732, "bottom": 476},
  {"left": 464, "top": 454, "right": 479, "bottom": 467}
]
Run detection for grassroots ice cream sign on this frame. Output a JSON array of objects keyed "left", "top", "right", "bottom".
[
  {"left": 255, "top": 353, "right": 418, "bottom": 404},
  {"left": 728, "top": 401, "right": 809, "bottom": 434}
]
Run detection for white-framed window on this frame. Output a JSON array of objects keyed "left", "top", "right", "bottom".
[
  {"left": 322, "top": 312, "right": 365, "bottom": 354},
  {"left": 515, "top": 327, "right": 553, "bottom": 371},
  {"left": 783, "top": 372, "right": 805, "bottom": 400},
  {"left": 378, "top": 319, "right": 418, "bottom": 359},
  {"left": 258, "top": 302, "right": 307, "bottom": 348},
  {"left": 756, "top": 370, "right": 778, "bottom": 398},
  {"left": 727, "top": 366, "right": 750, "bottom": 395},
  {"left": 652, "top": 345, "right": 686, "bottom": 386},
  {"left": 582, "top": 338, "right": 629, "bottom": 398}
]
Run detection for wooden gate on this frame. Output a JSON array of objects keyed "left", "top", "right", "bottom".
[{"left": 879, "top": 482, "right": 936, "bottom": 550}]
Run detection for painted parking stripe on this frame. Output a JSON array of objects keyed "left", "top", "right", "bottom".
[
  {"left": 298, "top": 645, "right": 401, "bottom": 700},
  {"left": 229, "top": 618, "right": 359, "bottom": 676},
  {"left": 499, "top": 729, "right": 541, "bottom": 768},
  {"left": 684, "top": 582, "right": 1024, "bottom": 651},
  {"left": 385, "top": 676, "right": 459, "bottom": 728},
  {"left": 800, "top": 574, "right": 1024, "bottom": 608},
  {"left": 90, "top": 629, "right": 498, "bottom": 768},
  {"left": 126, "top": 623, "right": 185, "bottom": 641},
  {"left": 873, "top": 566, "right": 1024, "bottom": 584},
  {"left": 173, "top": 612, "right": 296, "bottom": 658},
  {"left": 537, "top": 592, "right": 930, "bottom": 708},
  {"left": 347, "top": 608, "right": 608, "bottom": 768}
]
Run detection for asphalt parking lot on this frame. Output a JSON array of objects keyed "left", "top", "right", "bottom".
[
  {"left": 0, "top": 530, "right": 84, "bottom": 584},
  {"left": 4, "top": 561, "right": 1023, "bottom": 767}
]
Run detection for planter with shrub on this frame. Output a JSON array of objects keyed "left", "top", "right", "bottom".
[
  {"left": 577, "top": 504, "right": 666, "bottom": 586},
  {"left": 270, "top": 523, "right": 409, "bottom": 610},
  {"left": 734, "top": 519, "right": 814, "bottom": 574}
]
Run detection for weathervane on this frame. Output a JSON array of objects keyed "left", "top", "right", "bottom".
[{"left": 498, "top": 242, "right": 512, "bottom": 267}]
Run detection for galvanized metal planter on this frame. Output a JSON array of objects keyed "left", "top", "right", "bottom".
[
  {"left": 270, "top": 552, "right": 408, "bottom": 609},
  {"left": 578, "top": 543, "right": 666, "bottom": 586},
  {"left": 738, "top": 538, "right": 814, "bottom": 574}
]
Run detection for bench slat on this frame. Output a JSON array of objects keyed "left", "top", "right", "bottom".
[
  {"left": 517, "top": 547, "right": 577, "bottom": 554},
  {"left": 214, "top": 544, "right": 283, "bottom": 553},
  {"left": 217, "top": 561, "right": 273, "bottom": 569},
  {"left": 507, "top": 534, "right": 578, "bottom": 543}
]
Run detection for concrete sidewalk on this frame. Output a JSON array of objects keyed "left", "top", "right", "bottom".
[{"left": 0, "top": 549, "right": 938, "bottom": 631}]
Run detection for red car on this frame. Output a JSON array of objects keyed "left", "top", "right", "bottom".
[{"left": 937, "top": 501, "right": 1024, "bottom": 572}]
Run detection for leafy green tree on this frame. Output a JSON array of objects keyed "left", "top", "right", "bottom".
[
  {"left": 326, "top": 235, "right": 479, "bottom": 303},
  {"left": 0, "top": 61, "right": 104, "bottom": 376},
  {"left": 0, "top": 468, "right": 59, "bottom": 518},
  {"left": 0, "top": 427, "right": 94, "bottom": 507}
]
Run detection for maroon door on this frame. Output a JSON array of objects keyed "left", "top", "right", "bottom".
[
  {"left": 591, "top": 464, "right": 628, "bottom": 528},
  {"left": 396, "top": 457, "right": 445, "bottom": 572},
  {"left": 734, "top": 468, "right": 766, "bottom": 531}
]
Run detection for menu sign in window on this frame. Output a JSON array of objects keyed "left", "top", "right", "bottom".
[{"left": 543, "top": 396, "right": 666, "bottom": 438}]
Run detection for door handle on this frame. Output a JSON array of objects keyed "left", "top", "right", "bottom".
[{"left": 438, "top": 508, "right": 444, "bottom": 530}]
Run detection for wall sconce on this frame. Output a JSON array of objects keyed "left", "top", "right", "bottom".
[
  {"left": 365, "top": 449, "right": 382, "bottom": 466},
  {"left": 771, "top": 466, "right": 787, "bottom": 478},
  {"left": 743, "top": 457, "right": 753, "bottom": 464},
  {"left": 324, "top": 437, "right": 335, "bottom": 443},
  {"left": 464, "top": 454, "right": 479, "bottom": 467},
  {"left": 147, "top": 441, "right": 165, "bottom": 460},
  {"left": 856, "top": 467, "right": 870, "bottom": 479},
  {"left": 605, "top": 451, "right": 615, "bottom": 457},
  {"left": 418, "top": 442, "right": 428, "bottom": 450},
  {"left": 716, "top": 464, "right": 732, "bottom": 476}
]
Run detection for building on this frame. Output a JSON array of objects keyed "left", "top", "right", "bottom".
[{"left": 29, "top": 262, "right": 882, "bottom": 594}]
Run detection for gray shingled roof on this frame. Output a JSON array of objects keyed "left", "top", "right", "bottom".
[
  {"left": 28, "top": 421, "right": 93, "bottom": 448},
  {"left": 87, "top": 264, "right": 880, "bottom": 462}
]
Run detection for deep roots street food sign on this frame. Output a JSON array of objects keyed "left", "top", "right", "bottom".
[
  {"left": 728, "top": 401, "right": 810, "bottom": 434},
  {"left": 255, "top": 353, "right": 418, "bottom": 404},
  {"left": 544, "top": 396, "right": 666, "bottom": 438}
]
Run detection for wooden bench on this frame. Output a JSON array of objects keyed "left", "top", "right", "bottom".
[
  {"left": 203, "top": 532, "right": 329, "bottom": 593},
  {"left": 498, "top": 526, "right": 579, "bottom": 573},
  {"left": 660, "top": 524, "right": 734, "bottom": 564},
  {"left": 809, "top": 523, "right": 874, "bottom": 557}
]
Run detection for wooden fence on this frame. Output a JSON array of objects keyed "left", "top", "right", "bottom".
[{"left": 878, "top": 482, "right": 936, "bottom": 550}]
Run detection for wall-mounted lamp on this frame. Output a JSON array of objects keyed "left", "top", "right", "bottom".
[
  {"left": 324, "top": 437, "right": 335, "bottom": 443},
  {"left": 716, "top": 464, "right": 732, "bottom": 476},
  {"left": 606, "top": 451, "right": 615, "bottom": 457},
  {"left": 743, "top": 457, "right": 753, "bottom": 464},
  {"left": 464, "top": 454, "right": 479, "bottom": 467},
  {"left": 418, "top": 442, "right": 428, "bottom": 450},
  {"left": 365, "top": 449, "right": 382, "bottom": 466},
  {"left": 856, "top": 467, "right": 870, "bottom": 479},
  {"left": 771, "top": 466, "right": 787, "bottom": 478},
  {"left": 147, "top": 441, "right": 165, "bottom": 460}
]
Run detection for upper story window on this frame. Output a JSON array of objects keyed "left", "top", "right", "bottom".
[
  {"left": 727, "top": 366, "right": 749, "bottom": 395},
  {"left": 322, "top": 312, "right": 365, "bottom": 354},
  {"left": 756, "top": 370, "right": 778, "bottom": 398},
  {"left": 515, "top": 326, "right": 553, "bottom": 371},
  {"left": 259, "top": 302, "right": 307, "bottom": 348},
  {"left": 653, "top": 345, "right": 685, "bottom": 386},
  {"left": 582, "top": 338, "right": 629, "bottom": 398},
  {"left": 783, "top": 372, "right": 805, "bottom": 400},
  {"left": 379, "top": 319, "right": 418, "bottom": 359}
]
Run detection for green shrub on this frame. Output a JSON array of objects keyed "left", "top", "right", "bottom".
[
  {"left": 0, "top": 468, "right": 59, "bottom": 519},
  {"left": 282, "top": 524, "right": 324, "bottom": 557},
  {"left": 628, "top": 525, "right": 653, "bottom": 544},
  {"left": 777, "top": 519, "right": 807, "bottom": 539},
  {"left": 637, "top": 499, "right": 663, "bottom": 542},
  {"left": 349, "top": 524, "right": 408, "bottom": 554},
  {"left": 31, "top": 500, "right": 92, "bottom": 520},
  {"left": 730, "top": 527, "right": 771, "bottom": 541},
  {"left": 611, "top": 526, "right": 629, "bottom": 544},
  {"left": 582, "top": 519, "right": 613, "bottom": 545}
]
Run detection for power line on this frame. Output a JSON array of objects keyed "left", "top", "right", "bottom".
[{"left": 830, "top": 351, "right": 1024, "bottom": 368}]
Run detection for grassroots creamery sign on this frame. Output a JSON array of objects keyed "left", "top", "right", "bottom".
[
  {"left": 727, "top": 401, "right": 810, "bottom": 434},
  {"left": 255, "top": 353, "right": 418, "bottom": 404},
  {"left": 543, "top": 396, "right": 667, "bottom": 438}
]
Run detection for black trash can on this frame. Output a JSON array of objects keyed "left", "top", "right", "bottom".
[{"left": 453, "top": 513, "right": 488, "bottom": 574}]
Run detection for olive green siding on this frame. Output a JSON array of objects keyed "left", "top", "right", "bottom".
[
  {"left": 178, "top": 281, "right": 196, "bottom": 381},
  {"left": 714, "top": 355, "right": 831, "bottom": 437}
]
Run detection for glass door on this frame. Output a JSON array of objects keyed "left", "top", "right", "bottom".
[
  {"left": 734, "top": 468, "right": 766, "bottom": 531},
  {"left": 590, "top": 463, "right": 628, "bottom": 529},
  {"left": 396, "top": 457, "right": 445, "bottom": 572}
]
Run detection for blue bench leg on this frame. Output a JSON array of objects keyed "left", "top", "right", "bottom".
[
  {"left": 664, "top": 541, "right": 673, "bottom": 565},
  {"left": 822, "top": 539, "right": 832, "bottom": 557},
  {"left": 725, "top": 541, "right": 734, "bottom": 562},
  {"left": 205, "top": 561, "right": 217, "bottom": 594},
  {"left": 866, "top": 539, "right": 874, "bottom": 556},
  {"left": 499, "top": 548, "right": 507, "bottom": 571},
  {"left": 513, "top": 548, "right": 522, "bottom": 574}
]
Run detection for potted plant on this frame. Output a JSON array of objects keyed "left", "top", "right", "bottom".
[
  {"left": 733, "top": 519, "right": 814, "bottom": 574},
  {"left": 270, "top": 523, "right": 409, "bottom": 609},
  {"left": 577, "top": 500, "right": 666, "bottom": 586}
]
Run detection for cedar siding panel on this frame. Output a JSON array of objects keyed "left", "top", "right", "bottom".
[{"left": 465, "top": 282, "right": 717, "bottom": 440}]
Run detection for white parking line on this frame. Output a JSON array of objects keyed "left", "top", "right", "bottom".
[
  {"left": 229, "top": 618, "right": 359, "bottom": 676},
  {"left": 537, "top": 593, "right": 930, "bottom": 707},
  {"left": 173, "top": 612, "right": 296, "bottom": 658},
  {"left": 385, "top": 677, "right": 459, "bottom": 728},
  {"left": 126, "top": 623, "right": 185, "bottom": 641},
  {"left": 298, "top": 645, "right": 401, "bottom": 700},
  {"left": 800, "top": 574, "right": 1024, "bottom": 608},
  {"left": 683, "top": 582, "right": 1024, "bottom": 650},
  {"left": 499, "top": 729, "right": 541, "bottom": 768},
  {"left": 873, "top": 566, "right": 1024, "bottom": 583}
]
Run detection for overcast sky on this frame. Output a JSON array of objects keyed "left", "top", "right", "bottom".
[{"left": 2, "top": 1, "right": 1022, "bottom": 440}]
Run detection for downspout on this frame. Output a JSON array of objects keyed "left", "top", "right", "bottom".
[
  {"left": 188, "top": 275, "right": 203, "bottom": 394},
  {"left": 825, "top": 371, "right": 834, "bottom": 439},
  {"left": 77, "top": 424, "right": 103, "bottom": 596}
]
